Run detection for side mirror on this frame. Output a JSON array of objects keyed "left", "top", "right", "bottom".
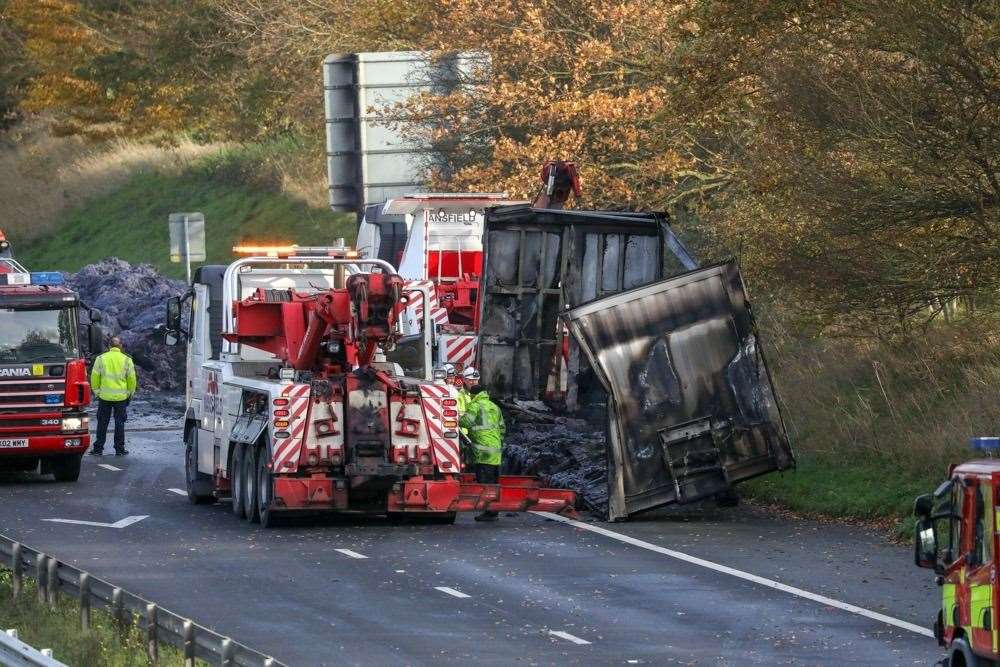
[
  {"left": 87, "top": 324, "right": 104, "bottom": 356},
  {"left": 914, "top": 493, "right": 934, "bottom": 518},
  {"left": 914, "top": 517, "right": 938, "bottom": 569},
  {"left": 166, "top": 296, "right": 182, "bottom": 332},
  {"left": 88, "top": 308, "right": 102, "bottom": 324}
]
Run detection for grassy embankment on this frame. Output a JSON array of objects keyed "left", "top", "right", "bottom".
[
  {"left": 0, "top": 569, "right": 198, "bottom": 666},
  {"left": 744, "top": 317, "right": 1000, "bottom": 536},
  {"left": 7, "top": 134, "right": 353, "bottom": 278}
]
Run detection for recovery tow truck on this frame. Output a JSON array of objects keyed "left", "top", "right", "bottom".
[
  {"left": 0, "top": 242, "right": 101, "bottom": 481},
  {"left": 914, "top": 439, "right": 1000, "bottom": 666},
  {"left": 163, "top": 247, "right": 576, "bottom": 526}
]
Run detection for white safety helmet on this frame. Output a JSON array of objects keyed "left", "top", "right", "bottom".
[
  {"left": 442, "top": 363, "right": 456, "bottom": 377},
  {"left": 462, "top": 367, "right": 481, "bottom": 381}
]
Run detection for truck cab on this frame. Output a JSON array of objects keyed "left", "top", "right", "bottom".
[
  {"left": 0, "top": 257, "right": 97, "bottom": 481},
  {"left": 914, "top": 446, "right": 1000, "bottom": 666}
]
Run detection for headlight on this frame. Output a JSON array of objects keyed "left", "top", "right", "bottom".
[
  {"left": 432, "top": 366, "right": 448, "bottom": 380},
  {"left": 61, "top": 417, "right": 86, "bottom": 431}
]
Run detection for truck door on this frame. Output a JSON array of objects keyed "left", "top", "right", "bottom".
[
  {"left": 967, "top": 479, "right": 997, "bottom": 657},
  {"left": 941, "top": 477, "right": 995, "bottom": 652}
]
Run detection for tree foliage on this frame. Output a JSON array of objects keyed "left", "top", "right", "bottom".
[{"left": 1, "top": 0, "right": 997, "bottom": 333}]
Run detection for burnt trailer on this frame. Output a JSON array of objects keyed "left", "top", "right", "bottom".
[
  {"left": 478, "top": 205, "right": 793, "bottom": 520},
  {"left": 563, "top": 260, "right": 794, "bottom": 520},
  {"left": 478, "top": 204, "right": 696, "bottom": 408}
]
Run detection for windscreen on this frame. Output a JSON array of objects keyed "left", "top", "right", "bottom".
[{"left": 0, "top": 307, "right": 79, "bottom": 363}]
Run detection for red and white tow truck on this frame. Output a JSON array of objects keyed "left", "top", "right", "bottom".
[{"left": 163, "top": 246, "right": 576, "bottom": 526}]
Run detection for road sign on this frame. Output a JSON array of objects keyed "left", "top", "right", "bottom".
[{"left": 168, "top": 212, "right": 206, "bottom": 285}]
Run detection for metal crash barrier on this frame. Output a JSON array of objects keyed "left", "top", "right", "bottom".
[{"left": 0, "top": 535, "right": 284, "bottom": 667}]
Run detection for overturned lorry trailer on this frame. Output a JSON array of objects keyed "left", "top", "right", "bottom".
[
  {"left": 564, "top": 261, "right": 795, "bottom": 520},
  {"left": 478, "top": 206, "right": 793, "bottom": 520}
]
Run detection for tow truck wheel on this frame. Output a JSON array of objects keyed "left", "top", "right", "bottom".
[
  {"left": 231, "top": 445, "right": 246, "bottom": 518},
  {"left": 51, "top": 454, "right": 81, "bottom": 482},
  {"left": 256, "top": 445, "right": 280, "bottom": 528},
  {"left": 244, "top": 444, "right": 260, "bottom": 523},
  {"left": 948, "top": 637, "right": 981, "bottom": 667},
  {"left": 185, "top": 429, "right": 215, "bottom": 504}
]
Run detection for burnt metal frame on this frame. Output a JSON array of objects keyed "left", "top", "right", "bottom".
[{"left": 478, "top": 206, "right": 672, "bottom": 405}]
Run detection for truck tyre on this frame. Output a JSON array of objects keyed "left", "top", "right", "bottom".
[
  {"left": 244, "top": 445, "right": 260, "bottom": 523},
  {"left": 185, "top": 429, "right": 215, "bottom": 504},
  {"left": 51, "top": 454, "right": 81, "bottom": 482},
  {"left": 256, "top": 445, "right": 281, "bottom": 528},
  {"left": 231, "top": 445, "right": 246, "bottom": 518},
  {"left": 947, "top": 637, "right": 980, "bottom": 667}
]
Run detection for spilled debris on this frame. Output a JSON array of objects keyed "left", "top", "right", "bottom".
[
  {"left": 66, "top": 258, "right": 185, "bottom": 391},
  {"left": 501, "top": 401, "right": 609, "bottom": 515}
]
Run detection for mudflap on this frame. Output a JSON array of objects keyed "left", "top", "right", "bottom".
[{"left": 388, "top": 474, "right": 578, "bottom": 518}]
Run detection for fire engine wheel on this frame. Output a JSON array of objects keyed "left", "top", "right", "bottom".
[
  {"left": 256, "top": 446, "right": 280, "bottom": 528},
  {"left": 231, "top": 445, "right": 246, "bottom": 518},
  {"left": 243, "top": 445, "right": 260, "bottom": 523},
  {"left": 947, "top": 637, "right": 982, "bottom": 667},
  {"left": 51, "top": 454, "right": 81, "bottom": 482}
]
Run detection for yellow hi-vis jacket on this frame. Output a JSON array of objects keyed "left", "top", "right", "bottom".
[
  {"left": 459, "top": 390, "right": 505, "bottom": 466},
  {"left": 90, "top": 347, "right": 137, "bottom": 402}
]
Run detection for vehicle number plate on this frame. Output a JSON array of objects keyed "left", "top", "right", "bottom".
[{"left": 0, "top": 439, "right": 29, "bottom": 449}]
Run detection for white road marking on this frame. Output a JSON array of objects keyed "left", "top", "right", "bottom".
[
  {"left": 434, "top": 586, "right": 470, "bottom": 599},
  {"left": 166, "top": 488, "right": 186, "bottom": 496},
  {"left": 533, "top": 512, "right": 934, "bottom": 639},
  {"left": 97, "top": 464, "right": 122, "bottom": 471},
  {"left": 334, "top": 549, "right": 368, "bottom": 559},
  {"left": 548, "top": 630, "right": 591, "bottom": 645},
  {"left": 395, "top": 569, "right": 406, "bottom": 573},
  {"left": 43, "top": 515, "right": 148, "bottom": 529}
]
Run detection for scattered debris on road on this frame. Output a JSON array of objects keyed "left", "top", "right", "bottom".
[{"left": 66, "top": 258, "right": 184, "bottom": 390}]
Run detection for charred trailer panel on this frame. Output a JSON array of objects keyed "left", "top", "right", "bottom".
[
  {"left": 563, "top": 260, "right": 794, "bottom": 521},
  {"left": 478, "top": 205, "right": 696, "bottom": 407}
]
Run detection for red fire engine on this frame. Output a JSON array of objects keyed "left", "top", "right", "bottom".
[{"left": 0, "top": 245, "right": 99, "bottom": 481}]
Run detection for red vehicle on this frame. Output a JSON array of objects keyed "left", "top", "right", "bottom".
[
  {"left": 914, "top": 441, "right": 1000, "bottom": 666},
  {"left": 163, "top": 249, "right": 576, "bottom": 526},
  {"left": 0, "top": 252, "right": 99, "bottom": 482}
]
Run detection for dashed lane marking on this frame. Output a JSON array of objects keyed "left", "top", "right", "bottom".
[
  {"left": 434, "top": 586, "right": 470, "bottom": 599},
  {"left": 334, "top": 549, "right": 368, "bottom": 559},
  {"left": 548, "top": 630, "right": 591, "bottom": 645},
  {"left": 166, "top": 488, "right": 186, "bottom": 496},
  {"left": 533, "top": 511, "right": 934, "bottom": 639},
  {"left": 43, "top": 515, "right": 148, "bottom": 529},
  {"left": 97, "top": 464, "right": 122, "bottom": 471}
]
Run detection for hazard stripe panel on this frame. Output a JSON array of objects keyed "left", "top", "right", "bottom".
[{"left": 420, "top": 383, "right": 461, "bottom": 471}]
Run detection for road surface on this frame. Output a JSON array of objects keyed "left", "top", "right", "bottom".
[{"left": 0, "top": 428, "right": 942, "bottom": 666}]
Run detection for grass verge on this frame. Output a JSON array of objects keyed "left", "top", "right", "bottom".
[
  {"left": 15, "top": 140, "right": 353, "bottom": 279},
  {"left": 0, "top": 569, "right": 197, "bottom": 666},
  {"left": 741, "top": 455, "right": 938, "bottom": 538}
]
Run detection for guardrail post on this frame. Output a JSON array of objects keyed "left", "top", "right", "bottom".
[
  {"left": 46, "top": 557, "right": 58, "bottom": 608},
  {"left": 79, "top": 573, "right": 91, "bottom": 634},
  {"left": 146, "top": 603, "right": 158, "bottom": 663},
  {"left": 35, "top": 554, "right": 46, "bottom": 605},
  {"left": 220, "top": 637, "right": 234, "bottom": 666},
  {"left": 10, "top": 543, "right": 21, "bottom": 600},
  {"left": 182, "top": 620, "right": 195, "bottom": 667},
  {"left": 111, "top": 587, "right": 124, "bottom": 636}
]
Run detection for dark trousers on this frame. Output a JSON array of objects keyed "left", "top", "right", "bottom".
[
  {"left": 93, "top": 399, "right": 127, "bottom": 453},
  {"left": 475, "top": 464, "right": 500, "bottom": 516}
]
